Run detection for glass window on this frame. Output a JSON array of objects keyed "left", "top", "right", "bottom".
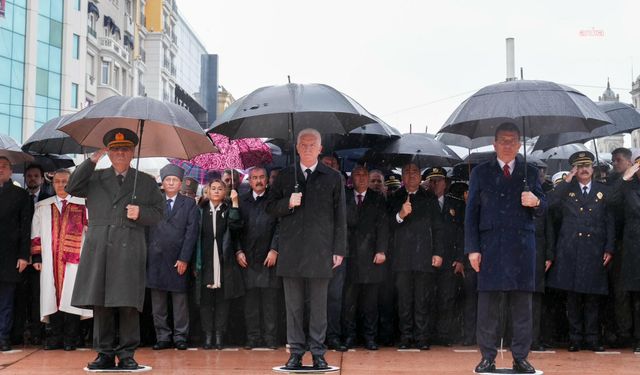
[
  {"left": 39, "top": 0, "right": 51, "bottom": 17},
  {"left": 75, "top": 0, "right": 81, "bottom": 11},
  {"left": 37, "top": 16, "right": 50, "bottom": 42},
  {"left": 36, "top": 68, "right": 49, "bottom": 96},
  {"left": 10, "top": 88, "right": 23, "bottom": 117},
  {"left": 14, "top": 0, "right": 28, "bottom": 9},
  {"left": 36, "top": 41, "right": 49, "bottom": 69},
  {"left": 0, "top": 114, "right": 9, "bottom": 135},
  {"left": 113, "top": 66, "right": 120, "bottom": 90},
  {"left": 0, "top": 85, "right": 10, "bottom": 115},
  {"left": 72, "top": 34, "right": 80, "bottom": 59},
  {"left": 71, "top": 83, "right": 79, "bottom": 108},
  {"left": 0, "top": 57, "right": 10, "bottom": 86},
  {"left": 0, "top": 29, "right": 11, "bottom": 58},
  {"left": 11, "top": 61, "right": 24, "bottom": 90},
  {"left": 12, "top": 6, "right": 27, "bottom": 35},
  {"left": 35, "top": 95, "right": 48, "bottom": 118},
  {"left": 48, "top": 98, "right": 60, "bottom": 119},
  {"left": 35, "top": 104, "right": 48, "bottom": 124},
  {"left": 2, "top": 3, "right": 14, "bottom": 30},
  {"left": 87, "top": 54, "right": 95, "bottom": 77},
  {"left": 101, "top": 61, "right": 110, "bottom": 84},
  {"left": 50, "top": 0, "right": 64, "bottom": 22},
  {"left": 48, "top": 71, "right": 61, "bottom": 99},
  {"left": 49, "top": 20, "right": 63, "bottom": 48},
  {"left": 12, "top": 33, "right": 25, "bottom": 62},
  {"left": 48, "top": 46, "right": 61, "bottom": 73},
  {"left": 9, "top": 116, "right": 23, "bottom": 141}
]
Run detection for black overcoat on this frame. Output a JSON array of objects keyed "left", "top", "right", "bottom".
[
  {"left": 0, "top": 181, "right": 32, "bottom": 283},
  {"left": 265, "top": 163, "right": 347, "bottom": 279},
  {"left": 610, "top": 176, "right": 640, "bottom": 291},
  {"left": 546, "top": 180, "right": 615, "bottom": 295},
  {"left": 147, "top": 193, "right": 200, "bottom": 292},
  {"left": 238, "top": 190, "right": 280, "bottom": 289},
  {"left": 345, "top": 188, "right": 388, "bottom": 284}
]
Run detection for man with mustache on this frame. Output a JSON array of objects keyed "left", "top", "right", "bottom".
[
  {"left": 547, "top": 151, "right": 614, "bottom": 352},
  {"left": 236, "top": 167, "right": 280, "bottom": 349}
]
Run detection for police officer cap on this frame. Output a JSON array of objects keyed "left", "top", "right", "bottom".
[
  {"left": 181, "top": 177, "right": 199, "bottom": 195},
  {"left": 552, "top": 171, "right": 569, "bottom": 185},
  {"left": 422, "top": 167, "right": 446, "bottom": 180},
  {"left": 160, "top": 164, "right": 185, "bottom": 181},
  {"left": 385, "top": 174, "right": 401, "bottom": 188},
  {"left": 568, "top": 151, "right": 595, "bottom": 167},
  {"left": 103, "top": 128, "right": 139, "bottom": 148}
]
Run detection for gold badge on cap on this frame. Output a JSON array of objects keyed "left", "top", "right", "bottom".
[
  {"left": 449, "top": 208, "right": 456, "bottom": 217},
  {"left": 569, "top": 192, "right": 575, "bottom": 197},
  {"left": 115, "top": 132, "right": 125, "bottom": 141},
  {"left": 596, "top": 192, "right": 603, "bottom": 200},
  {"left": 579, "top": 152, "right": 585, "bottom": 157}
]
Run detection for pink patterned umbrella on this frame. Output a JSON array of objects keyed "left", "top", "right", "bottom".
[{"left": 185, "top": 133, "right": 272, "bottom": 171}]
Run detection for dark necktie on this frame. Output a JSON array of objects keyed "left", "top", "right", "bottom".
[
  {"left": 305, "top": 168, "right": 312, "bottom": 180},
  {"left": 61, "top": 199, "right": 67, "bottom": 212},
  {"left": 356, "top": 193, "right": 363, "bottom": 208},
  {"left": 503, "top": 164, "right": 511, "bottom": 178},
  {"left": 582, "top": 186, "right": 588, "bottom": 198},
  {"left": 117, "top": 174, "right": 124, "bottom": 186},
  {"left": 166, "top": 198, "right": 173, "bottom": 214}
]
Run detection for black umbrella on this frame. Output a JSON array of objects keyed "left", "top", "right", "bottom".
[
  {"left": 58, "top": 95, "right": 216, "bottom": 200},
  {"left": 22, "top": 115, "right": 98, "bottom": 155},
  {"left": 533, "top": 102, "right": 640, "bottom": 152},
  {"left": 438, "top": 80, "right": 611, "bottom": 187},
  {"left": 13, "top": 154, "right": 75, "bottom": 173},
  {"left": 0, "top": 134, "right": 35, "bottom": 164},
  {"left": 363, "top": 133, "right": 461, "bottom": 168},
  {"left": 208, "top": 82, "right": 378, "bottom": 191},
  {"left": 435, "top": 133, "right": 494, "bottom": 150},
  {"left": 321, "top": 118, "right": 401, "bottom": 152},
  {"left": 530, "top": 143, "right": 590, "bottom": 175}
]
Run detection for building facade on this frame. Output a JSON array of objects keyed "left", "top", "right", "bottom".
[
  {"left": 630, "top": 75, "right": 640, "bottom": 148},
  {"left": 595, "top": 79, "right": 624, "bottom": 153}
]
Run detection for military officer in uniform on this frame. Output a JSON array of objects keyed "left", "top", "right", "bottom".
[
  {"left": 67, "top": 129, "right": 165, "bottom": 370},
  {"left": 547, "top": 151, "right": 614, "bottom": 352},
  {"left": 424, "top": 167, "right": 465, "bottom": 346}
]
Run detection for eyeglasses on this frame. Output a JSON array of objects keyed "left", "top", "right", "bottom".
[{"left": 495, "top": 138, "right": 520, "bottom": 146}]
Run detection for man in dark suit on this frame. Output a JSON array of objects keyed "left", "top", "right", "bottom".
[
  {"left": 67, "top": 129, "right": 164, "bottom": 370},
  {"left": 341, "top": 165, "right": 388, "bottom": 350},
  {"left": 0, "top": 156, "right": 31, "bottom": 351},
  {"left": 388, "top": 162, "right": 444, "bottom": 350},
  {"left": 266, "top": 128, "right": 347, "bottom": 370},
  {"left": 147, "top": 164, "right": 199, "bottom": 351},
  {"left": 465, "top": 122, "right": 546, "bottom": 374},
  {"left": 14, "top": 164, "right": 52, "bottom": 346},
  {"left": 547, "top": 151, "right": 614, "bottom": 352},
  {"left": 424, "top": 167, "right": 465, "bottom": 347},
  {"left": 236, "top": 166, "right": 281, "bottom": 349}
]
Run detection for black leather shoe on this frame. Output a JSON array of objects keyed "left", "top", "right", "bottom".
[
  {"left": 285, "top": 353, "right": 303, "bottom": 369},
  {"left": 63, "top": 345, "right": 76, "bottom": 351},
  {"left": 568, "top": 342, "right": 580, "bottom": 352},
  {"left": 512, "top": 358, "right": 535, "bottom": 374},
  {"left": 416, "top": 341, "right": 430, "bottom": 350},
  {"left": 215, "top": 332, "right": 224, "bottom": 350},
  {"left": 343, "top": 337, "right": 356, "bottom": 349},
  {"left": 398, "top": 339, "right": 412, "bottom": 349},
  {"left": 265, "top": 340, "right": 278, "bottom": 350},
  {"left": 87, "top": 354, "right": 116, "bottom": 370},
  {"left": 152, "top": 341, "right": 173, "bottom": 350},
  {"left": 474, "top": 358, "right": 495, "bottom": 373},
  {"left": 530, "top": 342, "right": 546, "bottom": 351},
  {"left": 118, "top": 357, "right": 139, "bottom": 370},
  {"left": 44, "top": 343, "right": 63, "bottom": 350},
  {"left": 244, "top": 339, "right": 261, "bottom": 349},
  {"left": 364, "top": 340, "right": 378, "bottom": 351},
  {"left": 203, "top": 332, "right": 214, "bottom": 350},
  {"left": 312, "top": 354, "right": 329, "bottom": 369},
  {"left": 586, "top": 343, "right": 605, "bottom": 352},
  {"left": 463, "top": 340, "right": 476, "bottom": 346},
  {"left": 327, "top": 338, "right": 347, "bottom": 352},
  {"left": 0, "top": 342, "right": 11, "bottom": 352},
  {"left": 634, "top": 341, "right": 640, "bottom": 353},
  {"left": 175, "top": 341, "right": 188, "bottom": 350}
]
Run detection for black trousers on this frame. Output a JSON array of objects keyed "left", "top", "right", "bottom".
[
  {"left": 395, "top": 271, "right": 434, "bottom": 343},
  {"left": 93, "top": 306, "right": 139, "bottom": 359},
  {"left": 282, "top": 277, "right": 330, "bottom": 355},
  {"left": 0, "top": 282, "right": 16, "bottom": 342},
  {"left": 150, "top": 289, "right": 189, "bottom": 343},
  {"left": 477, "top": 291, "right": 532, "bottom": 361},
  {"left": 462, "top": 270, "right": 478, "bottom": 344},
  {"left": 531, "top": 292, "right": 543, "bottom": 345},
  {"left": 566, "top": 292, "right": 601, "bottom": 345},
  {"left": 377, "top": 265, "right": 396, "bottom": 344},
  {"left": 244, "top": 287, "right": 278, "bottom": 343},
  {"left": 47, "top": 311, "right": 80, "bottom": 346},
  {"left": 432, "top": 267, "right": 458, "bottom": 342},
  {"left": 631, "top": 292, "right": 640, "bottom": 341},
  {"left": 199, "top": 286, "right": 231, "bottom": 334},
  {"left": 342, "top": 280, "right": 379, "bottom": 341},
  {"left": 12, "top": 266, "right": 42, "bottom": 343}
]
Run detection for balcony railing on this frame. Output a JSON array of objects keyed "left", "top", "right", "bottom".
[{"left": 99, "top": 37, "right": 131, "bottom": 63}]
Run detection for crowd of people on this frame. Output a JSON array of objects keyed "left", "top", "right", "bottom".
[{"left": 2, "top": 124, "right": 640, "bottom": 372}]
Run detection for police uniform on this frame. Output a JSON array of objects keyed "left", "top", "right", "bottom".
[{"left": 546, "top": 151, "right": 615, "bottom": 351}]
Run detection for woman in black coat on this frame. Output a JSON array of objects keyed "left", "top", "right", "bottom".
[{"left": 193, "top": 179, "right": 243, "bottom": 350}]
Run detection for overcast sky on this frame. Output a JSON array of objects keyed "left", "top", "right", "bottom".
[{"left": 178, "top": 0, "right": 640, "bottom": 135}]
